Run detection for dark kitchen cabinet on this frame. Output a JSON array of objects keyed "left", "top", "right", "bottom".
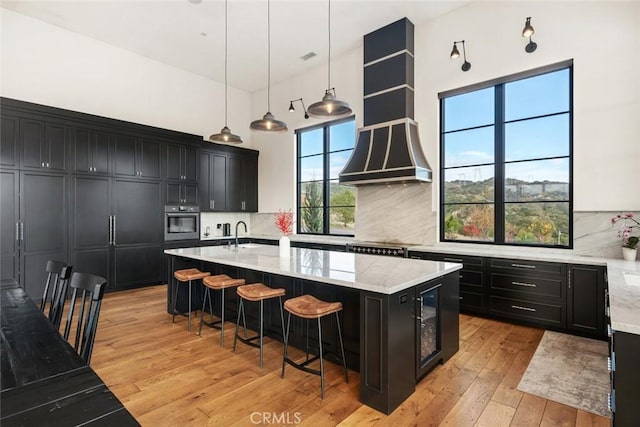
[
  {"left": 608, "top": 329, "right": 640, "bottom": 426},
  {"left": 112, "top": 179, "right": 162, "bottom": 289},
  {"left": 21, "top": 119, "right": 67, "bottom": 171},
  {"left": 166, "top": 143, "right": 197, "bottom": 181},
  {"left": 0, "top": 169, "right": 19, "bottom": 287},
  {"left": 114, "top": 134, "right": 161, "bottom": 179},
  {"left": 70, "top": 175, "right": 112, "bottom": 287},
  {"left": 567, "top": 264, "right": 606, "bottom": 338},
  {"left": 199, "top": 151, "right": 227, "bottom": 211},
  {"left": 1, "top": 115, "right": 18, "bottom": 168},
  {"left": 72, "top": 128, "right": 111, "bottom": 174},
  {"left": 20, "top": 171, "right": 68, "bottom": 301},
  {"left": 166, "top": 182, "right": 198, "bottom": 205},
  {"left": 228, "top": 155, "right": 258, "bottom": 212}
]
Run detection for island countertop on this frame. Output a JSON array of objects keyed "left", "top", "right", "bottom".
[
  {"left": 165, "top": 244, "right": 462, "bottom": 295},
  {"left": 606, "top": 260, "right": 640, "bottom": 335}
]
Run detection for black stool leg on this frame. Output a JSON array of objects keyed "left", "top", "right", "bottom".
[
  {"left": 171, "top": 277, "right": 180, "bottom": 323},
  {"left": 318, "top": 317, "right": 325, "bottom": 399},
  {"left": 281, "top": 311, "right": 291, "bottom": 378},
  {"left": 198, "top": 288, "right": 210, "bottom": 336},
  {"left": 233, "top": 297, "right": 244, "bottom": 353},
  {"left": 187, "top": 280, "right": 192, "bottom": 332},
  {"left": 336, "top": 312, "right": 348, "bottom": 383},
  {"left": 259, "top": 299, "right": 264, "bottom": 368},
  {"left": 220, "top": 288, "right": 225, "bottom": 347}
]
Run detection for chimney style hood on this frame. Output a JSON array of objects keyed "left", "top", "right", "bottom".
[{"left": 339, "top": 18, "right": 432, "bottom": 186}]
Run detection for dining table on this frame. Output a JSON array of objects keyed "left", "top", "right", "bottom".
[{"left": 0, "top": 282, "right": 138, "bottom": 426}]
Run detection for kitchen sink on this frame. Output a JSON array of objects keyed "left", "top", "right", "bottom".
[
  {"left": 623, "top": 271, "right": 640, "bottom": 287},
  {"left": 237, "top": 243, "right": 261, "bottom": 249}
]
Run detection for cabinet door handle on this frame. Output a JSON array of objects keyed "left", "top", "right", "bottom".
[
  {"left": 108, "top": 216, "right": 113, "bottom": 245},
  {"left": 15, "top": 222, "right": 19, "bottom": 241},
  {"left": 112, "top": 216, "right": 116, "bottom": 245},
  {"left": 511, "top": 304, "right": 536, "bottom": 312},
  {"left": 511, "top": 263, "right": 536, "bottom": 269},
  {"left": 212, "top": 200, "right": 215, "bottom": 210},
  {"left": 46, "top": 162, "right": 50, "bottom": 168},
  {"left": 41, "top": 162, "right": 45, "bottom": 167},
  {"left": 444, "top": 257, "right": 463, "bottom": 262},
  {"left": 512, "top": 281, "right": 537, "bottom": 288},
  {"left": 20, "top": 222, "right": 24, "bottom": 241}
]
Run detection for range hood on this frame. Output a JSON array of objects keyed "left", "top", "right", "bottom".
[{"left": 339, "top": 18, "right": 432, "bottom": 186}]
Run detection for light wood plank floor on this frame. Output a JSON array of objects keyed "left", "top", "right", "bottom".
[{"left": 89, "top": 285, "right": 610, "bottom": 427}]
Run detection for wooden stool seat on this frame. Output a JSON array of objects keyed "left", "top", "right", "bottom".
[
  {"left": 203, "top": 274, "right": 245, "bottom": 290},
  {"left": 237, "top": 283, "right": 285, "bottom": 301},
  {"left": 284, "top": 295, "right": 342, "bottom": 319},
  {"left": 174, "top": 268, "right": 210, "bottom": 282},
  {"left": 234, "top": 283, "right": 285, "bottom": 368}
]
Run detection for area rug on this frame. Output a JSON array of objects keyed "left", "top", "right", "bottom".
[{"left": 517, "top": 330, "right": 610, "bottom": 417}]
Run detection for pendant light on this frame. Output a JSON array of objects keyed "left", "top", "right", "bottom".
[
  {"left": 250, "top": 0, "right": 287, "bottom": 133},
  {"left": 209, "top": 0, "right": 242, "bottom": 144},
  {"left": 307, "top": 0, "right": 352, "bottom": 119}
]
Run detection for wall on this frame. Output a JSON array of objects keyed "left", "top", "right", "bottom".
[
  {"left": 253, "top": 1, "right": 640, "bottom": 248},
  {"left": 0, "top": 9, "right": 252, "bottom": 143}
]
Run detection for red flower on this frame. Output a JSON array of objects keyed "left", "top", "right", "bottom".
[{"left": 274, "top": 210, "right": 294, "bottom": 235}]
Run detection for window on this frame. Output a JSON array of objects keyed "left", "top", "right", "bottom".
[
  {"left": 440, "top": 62, "right": 572, "bottom": 247},
  {"left": 297, "top": 117, "right": 356, "bottom": 235}
]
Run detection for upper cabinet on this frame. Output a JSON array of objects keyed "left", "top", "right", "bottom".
[
  {"left": 1, "top": 115, "right": 19, "bottom": 168},
  {"left": 114, "top": 134, "right": 161, "bottom": 180},
  {"left": 72, "top": 128, "right": 111, "bottom": 175},
  {"left": 199, "top": 144, "right": 258, "bottom": 213},
  {"left": 21, "top": 119, "right": 67, "bottom": 171},
  {"left": 166, "top": 143, "right": 197, "bottom": 181}
]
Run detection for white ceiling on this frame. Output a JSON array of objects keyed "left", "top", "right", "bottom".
[{"left": 2, "top": 0, "right": 470, "bottom": 93}]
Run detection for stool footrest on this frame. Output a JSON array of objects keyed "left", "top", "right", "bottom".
[
  {"left": 201, "top": 318, "right": 223, "bottom": 330},
  {"left": 236, "top": 334, "right": 261, "bottom": 349},
  {"left": 283, "top": 356, "right": 321, "bottom": 376}
]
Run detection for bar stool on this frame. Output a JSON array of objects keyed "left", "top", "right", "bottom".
[
  {"left": 233, "top": 283, "right": 285, "bottom": 368},
  {"left": 281, "top": 294, "right": 348, "bottom": 399},
  {"left": 172, "top": 268, "right": 210, "bottom": 332},
  {"left": 198, "top": 274, "right": 246, "bottom": 346}
]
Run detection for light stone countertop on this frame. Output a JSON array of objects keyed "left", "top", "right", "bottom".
[
  {"left": 165, "top": 244, "right": 461, "bottom": 295},
  {"left": 606, "top": 259, "right": 640, "bottom": 335}
]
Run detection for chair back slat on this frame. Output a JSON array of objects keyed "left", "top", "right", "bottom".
[
  {"left": 48, "top": 265, "right": 72, "bottom": 330},
  {"left": 63, "top": 272, "right": 107, "bottom": 365}
]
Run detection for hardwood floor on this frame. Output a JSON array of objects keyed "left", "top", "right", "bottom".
[{"left": 90, "top": 285, "right": 610, "bottom": 427}]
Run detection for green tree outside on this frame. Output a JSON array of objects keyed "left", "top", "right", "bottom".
[
  {"left": 302, "top": 181, "right": 323, "bottom": 233},
  {"left": 330, "top": 188, "right": 355, "bottom": 227}
]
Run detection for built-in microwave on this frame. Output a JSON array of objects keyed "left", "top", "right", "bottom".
[{"left": 164, "top": 205, "right": 200, "bottom": 241}]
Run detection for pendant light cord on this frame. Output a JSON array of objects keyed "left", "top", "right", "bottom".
[
  {"left": 267, "top": 0, "right": 271, "bottom": 112},
  {"left": 224, "top": 0, "right": 228, "bottom": 127},
  {"left": 327, "top": 0, "right": 331, "bottom": 91}
]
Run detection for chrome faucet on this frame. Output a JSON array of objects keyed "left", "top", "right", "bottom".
[{"left": 235, "top": 221, "right": 247, "bottom": 248}]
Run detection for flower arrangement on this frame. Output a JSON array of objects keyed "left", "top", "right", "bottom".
[
  {"left": 274, "top": 210, "right": 294, "bottom": 235},
  {"left": 611, "top": 212, "right": 640, "bottom": 249}
]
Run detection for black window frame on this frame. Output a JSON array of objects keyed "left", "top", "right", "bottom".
[
  {"left": 438, "top": 60, "right": 574, "bottom": 248},
  {"left": 296, "top": 116, "right": 356, "bottom": 236}
]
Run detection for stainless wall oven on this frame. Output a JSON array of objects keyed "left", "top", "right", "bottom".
[{"left": 164, "top": 205, "right": 199, "bottom": 241}]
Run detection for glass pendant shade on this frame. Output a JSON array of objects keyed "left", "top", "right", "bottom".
[
  {"left": 250, "top": 112, "right": 288, "bottom": 133},
  {"left": 307, "top": 90, "right": 352, "bottom": 118},
  {"left": 210, "top": 126, "right": 243, "bottom": 144}
]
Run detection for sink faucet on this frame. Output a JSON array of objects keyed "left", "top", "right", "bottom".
[
  {"left": 204, "top": 226, "right": 211, "bottom": 237},
  {"left": 235, "top": 221, "right": 247, "bottom": 248}
]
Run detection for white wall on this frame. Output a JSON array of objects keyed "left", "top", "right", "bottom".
[
  {"left": 254, "top": 1, "right": 640, "bottom": 215},
  {"left": 0, "top": 9, "right": 251, "bottom": 143}
]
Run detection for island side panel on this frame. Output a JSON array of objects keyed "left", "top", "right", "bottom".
[
  {"left": 441, "top": 271, "right": 460, "bottom": 362},
  {"left": 359, "top": 289, "right": 415, "bottom": 415}
]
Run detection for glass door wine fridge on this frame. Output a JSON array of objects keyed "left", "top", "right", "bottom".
[{"left": 416, "top": 282, "right": 442, "bottom": 379}]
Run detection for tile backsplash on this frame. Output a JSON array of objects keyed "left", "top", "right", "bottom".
[{"left": 200, "top": 212, "right": 251, "bottom": 239}]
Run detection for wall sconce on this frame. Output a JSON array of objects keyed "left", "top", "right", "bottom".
[
  {"left": 288, "top": 98, "right": 309, "bottom": 119},
  {"left": 450, "top": 40, "right": 471, "bottom": 72},
  {"left": 522, "top": 17, "right": 537, "bottom": 53}
]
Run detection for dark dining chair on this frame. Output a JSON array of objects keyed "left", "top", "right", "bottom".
[
  {"left": 40, "top": 260, "right": 73, "bottom": 330},
  {"left": 62, "top": 272, "right": 107, "bottom": 364}
]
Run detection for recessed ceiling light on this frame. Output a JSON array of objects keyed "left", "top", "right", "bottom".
[
  {"left": 188, "top": 0, "right": 202, "bottom": 4},
  {"left": 201, "top": 32, "right": 207, "bottom": 37},
  {"left": 300, "top": 52, "right": 317, "bottom": 61}
]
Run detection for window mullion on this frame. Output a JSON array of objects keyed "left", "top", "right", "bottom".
[
  {"left": 323, "top": 125, "right": 330, "bottom": 235},
  {"left": 494, "top": 84, "right": 505, "bottom": 244}
]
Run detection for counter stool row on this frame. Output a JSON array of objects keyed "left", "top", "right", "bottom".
[{"left": 171, "top": 267, "right": 348, "bottom": 398}]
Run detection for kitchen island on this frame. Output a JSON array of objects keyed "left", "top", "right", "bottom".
[{"left": 165, "top": 244, "right": 461, "bottom": 414}]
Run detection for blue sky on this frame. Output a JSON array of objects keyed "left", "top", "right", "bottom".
[{"left": 299, "top": 120, "right": 356, "bottom": 182}]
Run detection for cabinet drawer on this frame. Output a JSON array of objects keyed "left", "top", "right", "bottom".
[
  {"left": 490, "top": 295, "right": 563, "bottom": 326},
  {"left": 490, "top": 258, "right": 564, "bottom": 275},
  {"left": 459, "top": 270, "right": 483, "bottom": 287},
  {"left": 460, "top": 290, "right": 485, "bottom": 312},
  {"left": 491, "top": 273, "right": 562, "bottom": 298}
]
